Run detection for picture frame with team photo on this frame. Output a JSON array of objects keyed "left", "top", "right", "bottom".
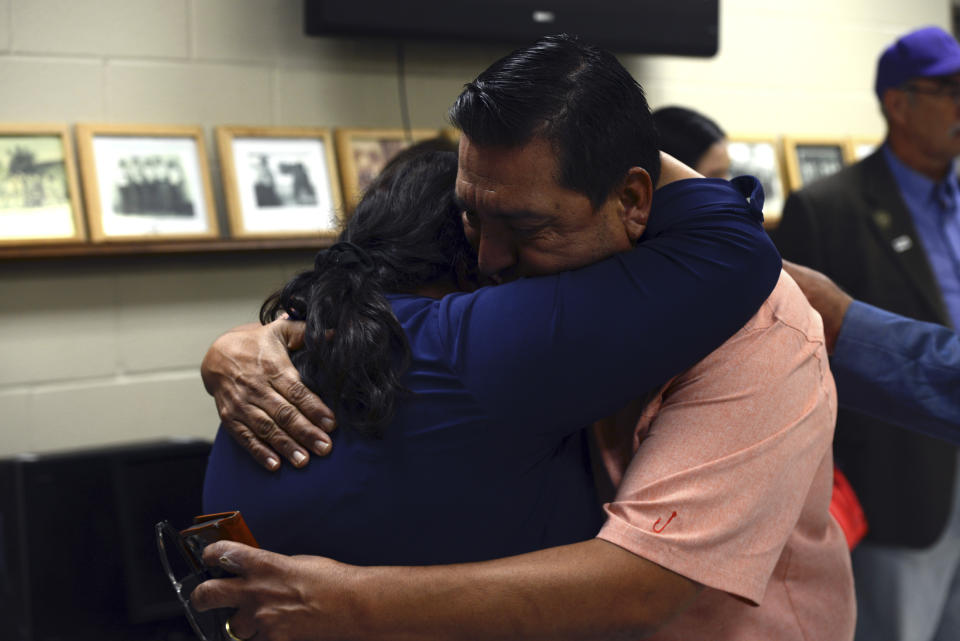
[
  {"left": 0, "top": 124, "right": 85, "bottom": 246},
  {"left": 782, "top": 137, "right": 849, "bottom": 192},
  {"left": 334, "top": 128, "right": 448, "bottom": 212},
  {"left": 725, "top": 135, "right": 787, "bottom": 228},
  {"left": 217, "top": 126, "right": 342, "bottom": 239},
  {"left": 76, "top": 123, "right": 218, "bottom": 242}
]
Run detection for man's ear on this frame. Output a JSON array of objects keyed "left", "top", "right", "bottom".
[{"left": 618, "top": 167, "right": 653, "bottom": 242}]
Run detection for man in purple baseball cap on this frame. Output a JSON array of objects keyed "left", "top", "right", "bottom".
[
  {"left": 773, "top": 24, "right": 960, "bottom": 641},
  {"left": 875, "top": 26, "right": 960, "bottom": 97},
  {"left": 874, "top": 25, "right": 960, "bottom": 174}
]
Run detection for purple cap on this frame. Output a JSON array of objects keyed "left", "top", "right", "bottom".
[{"left": 875, "top": 26, "right": 960, "bottom": 98}]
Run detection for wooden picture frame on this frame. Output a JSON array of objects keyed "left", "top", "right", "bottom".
[
  {"left": 76, "top": 123, "right": 218, "bottom": 242},
  {"left": 782, "top": 137, "right": 848, "bottom": 192},
  {"left": 845, "top": 137, "right": 881, "bottom": 163},
  {"left": 0, "top": 124, "right": 85, "bottom": 245},
  {"left": 440, "top": 127, "right": 461, "bottom": 145},
  {"left": 334, "top": 128, "right": 444, "bottom": 211},
  {"left": 217, "top": 126, "right": 342, "bottom": 239},
  {"left": 725, "top": 135, "right": 787, "bottom": 228}
]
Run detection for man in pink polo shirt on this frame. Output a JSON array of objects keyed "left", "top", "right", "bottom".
[
  {"left": 594, "top": 269, "right": 853, "bottom": 639},
  {"left": 193, "top": 35, "right": 854, "bottom": 640}
]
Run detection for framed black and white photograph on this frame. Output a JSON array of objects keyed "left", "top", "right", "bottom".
[
  {"left": 76, "top": 124, "right": 217, "bottom": 242},
  {"left": 335, "top": 128, "right": 444, "bottom": 211},
  {"left": 217, "top": 126, "right": 342, "bottom": 239},
  {"left": 0, "top": 124, "right": 85, "bottom": 245},
  {"left": 782, "top": 137, "right": 848, "bottom": 192},
  {"left": 726, "top": 136, "right": 787, "bottom": 228}
]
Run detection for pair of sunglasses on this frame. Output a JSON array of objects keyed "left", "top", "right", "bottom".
[{"left": 155, "top": 511, "right": 259, "bottom": 641}]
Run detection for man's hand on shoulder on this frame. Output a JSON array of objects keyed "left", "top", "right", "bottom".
[
  {"left": 201, "top": 319, "right": 337, "bottom": 470},
  {"left": 782, "top": 260, "right": 853, "bottom": 354}
]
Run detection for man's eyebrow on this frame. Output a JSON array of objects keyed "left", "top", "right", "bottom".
[
  {"left": 497, "top": 208, "right": 550, "bottom": 222},
  {"left": 452, "top": 192, "right": 548, "bottom": 222}
]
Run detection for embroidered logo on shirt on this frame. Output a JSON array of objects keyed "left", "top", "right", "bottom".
[{"left": 653, "top": 511, "right": 678, "bottom": 533}]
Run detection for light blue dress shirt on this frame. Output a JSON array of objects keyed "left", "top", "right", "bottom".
[
  {"left": 832, "top": 300, "right": 960, "bottom": 443},
  {"left": 882, "top": 145, "right": 960, "bottom": 329}
]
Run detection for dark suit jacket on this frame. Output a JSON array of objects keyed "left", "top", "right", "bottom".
[{"left": 771, "top": 148, "right": 956, "bottom": 548}]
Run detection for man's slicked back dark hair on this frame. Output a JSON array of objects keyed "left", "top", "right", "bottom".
[{"left": 449, "top": 33, "right": 660, "bottom": 207}]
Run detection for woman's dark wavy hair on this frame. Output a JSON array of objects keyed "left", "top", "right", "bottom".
[
  {"left": 652, "top": 106, "right": 726, "bottom": 169},
  {"left": 449, "top": 33, "right": 660, "bottom": 208},
  {"left": 260, "top": 148, "right": 474, "bottom": 438}
]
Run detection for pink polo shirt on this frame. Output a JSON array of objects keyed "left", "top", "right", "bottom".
[{"left": 595, "top": 270, "right": 856, "bottom": 640}]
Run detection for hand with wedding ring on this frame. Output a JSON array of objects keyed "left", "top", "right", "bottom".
[
  {"left": 192, "top": 541, "right": 358, "bottom": 641},
  {"left": 224, "top": 619, "right": 247, "bottom": 641}
]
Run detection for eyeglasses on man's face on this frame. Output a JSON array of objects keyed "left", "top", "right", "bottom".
[{"left": 900, "top": 79, "right": 960, "bottom": 105}]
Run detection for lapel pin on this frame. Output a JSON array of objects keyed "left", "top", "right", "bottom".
[
  {"left": 891, "top": 235, "right": 913, "bottom": 253},
  {"left": 872, "top": 210, "right": 893, "bottom": 229}
]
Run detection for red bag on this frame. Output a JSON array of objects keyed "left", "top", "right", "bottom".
[{"left": 829, "top": 467, "right": 869, "bottom": 550}]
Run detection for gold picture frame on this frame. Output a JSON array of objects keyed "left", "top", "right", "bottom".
[
  {"left": 782, "top": 136, "right": 849, "bottom": 193},
  {"left": 0, "top": 123, "right": 85, "bottom": 246},
  {"left": 217, "top": 126, "right": 343, "bottom": 239},
  {"left": 844, "top": 137, "right": 882, "bottom": 164},
  {"left": 725, "top": 135, "right": 787, "bottom": 228},
  {"left": 76, "top": 123, "right": 218, "bottom": 242},
  {"left": 334, "top": 128, "right": 444, "bottom": 212}
]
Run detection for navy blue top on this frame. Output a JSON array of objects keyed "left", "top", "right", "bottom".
[{"left": 203, "top": 176, "right": 782, "bottom": 566}]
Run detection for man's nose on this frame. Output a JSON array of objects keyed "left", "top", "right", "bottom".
[{"left": 477, "top": 227, "right": 517, "bottom": 279}]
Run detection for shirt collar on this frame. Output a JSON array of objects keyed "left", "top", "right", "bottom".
[{"left": 882, "top": 143, "right": 959, "bottom": 210}]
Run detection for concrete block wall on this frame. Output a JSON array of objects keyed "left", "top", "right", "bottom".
[
  {"left": 0, "top": 252, "right": 312, "bottom": 454},
  {"left": 635, "top": 0, "right": 950, "bottom": 138},
  {"left": 0, "top": 0, "right": 950, "bottom": 456}
]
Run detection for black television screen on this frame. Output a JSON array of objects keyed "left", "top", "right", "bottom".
[{"left": 304, "top": 0, "right": 719, "bottom": 57}]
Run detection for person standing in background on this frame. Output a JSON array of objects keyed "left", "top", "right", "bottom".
[
  {"left": 772, "top": 25, "right": 960, "bottom": 641},
  {"left": 652, "top": 106, "right": 730, "bottom": 178}
]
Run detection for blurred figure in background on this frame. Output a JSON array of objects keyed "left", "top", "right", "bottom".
[
  {"left": 653, "top": 105, "right": 789, "bottom": 226},
  {"left": 652, "top": 106, "right": 729, "bottom": 178}
]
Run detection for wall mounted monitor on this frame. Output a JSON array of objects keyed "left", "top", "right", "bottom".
[{"left": 304, "top": 0, "right": 720, "bottom": 57}]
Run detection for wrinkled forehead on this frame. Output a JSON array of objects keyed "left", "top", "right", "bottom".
[{"left": 455, "top": 135, "right": 564, "bottom": 208}]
